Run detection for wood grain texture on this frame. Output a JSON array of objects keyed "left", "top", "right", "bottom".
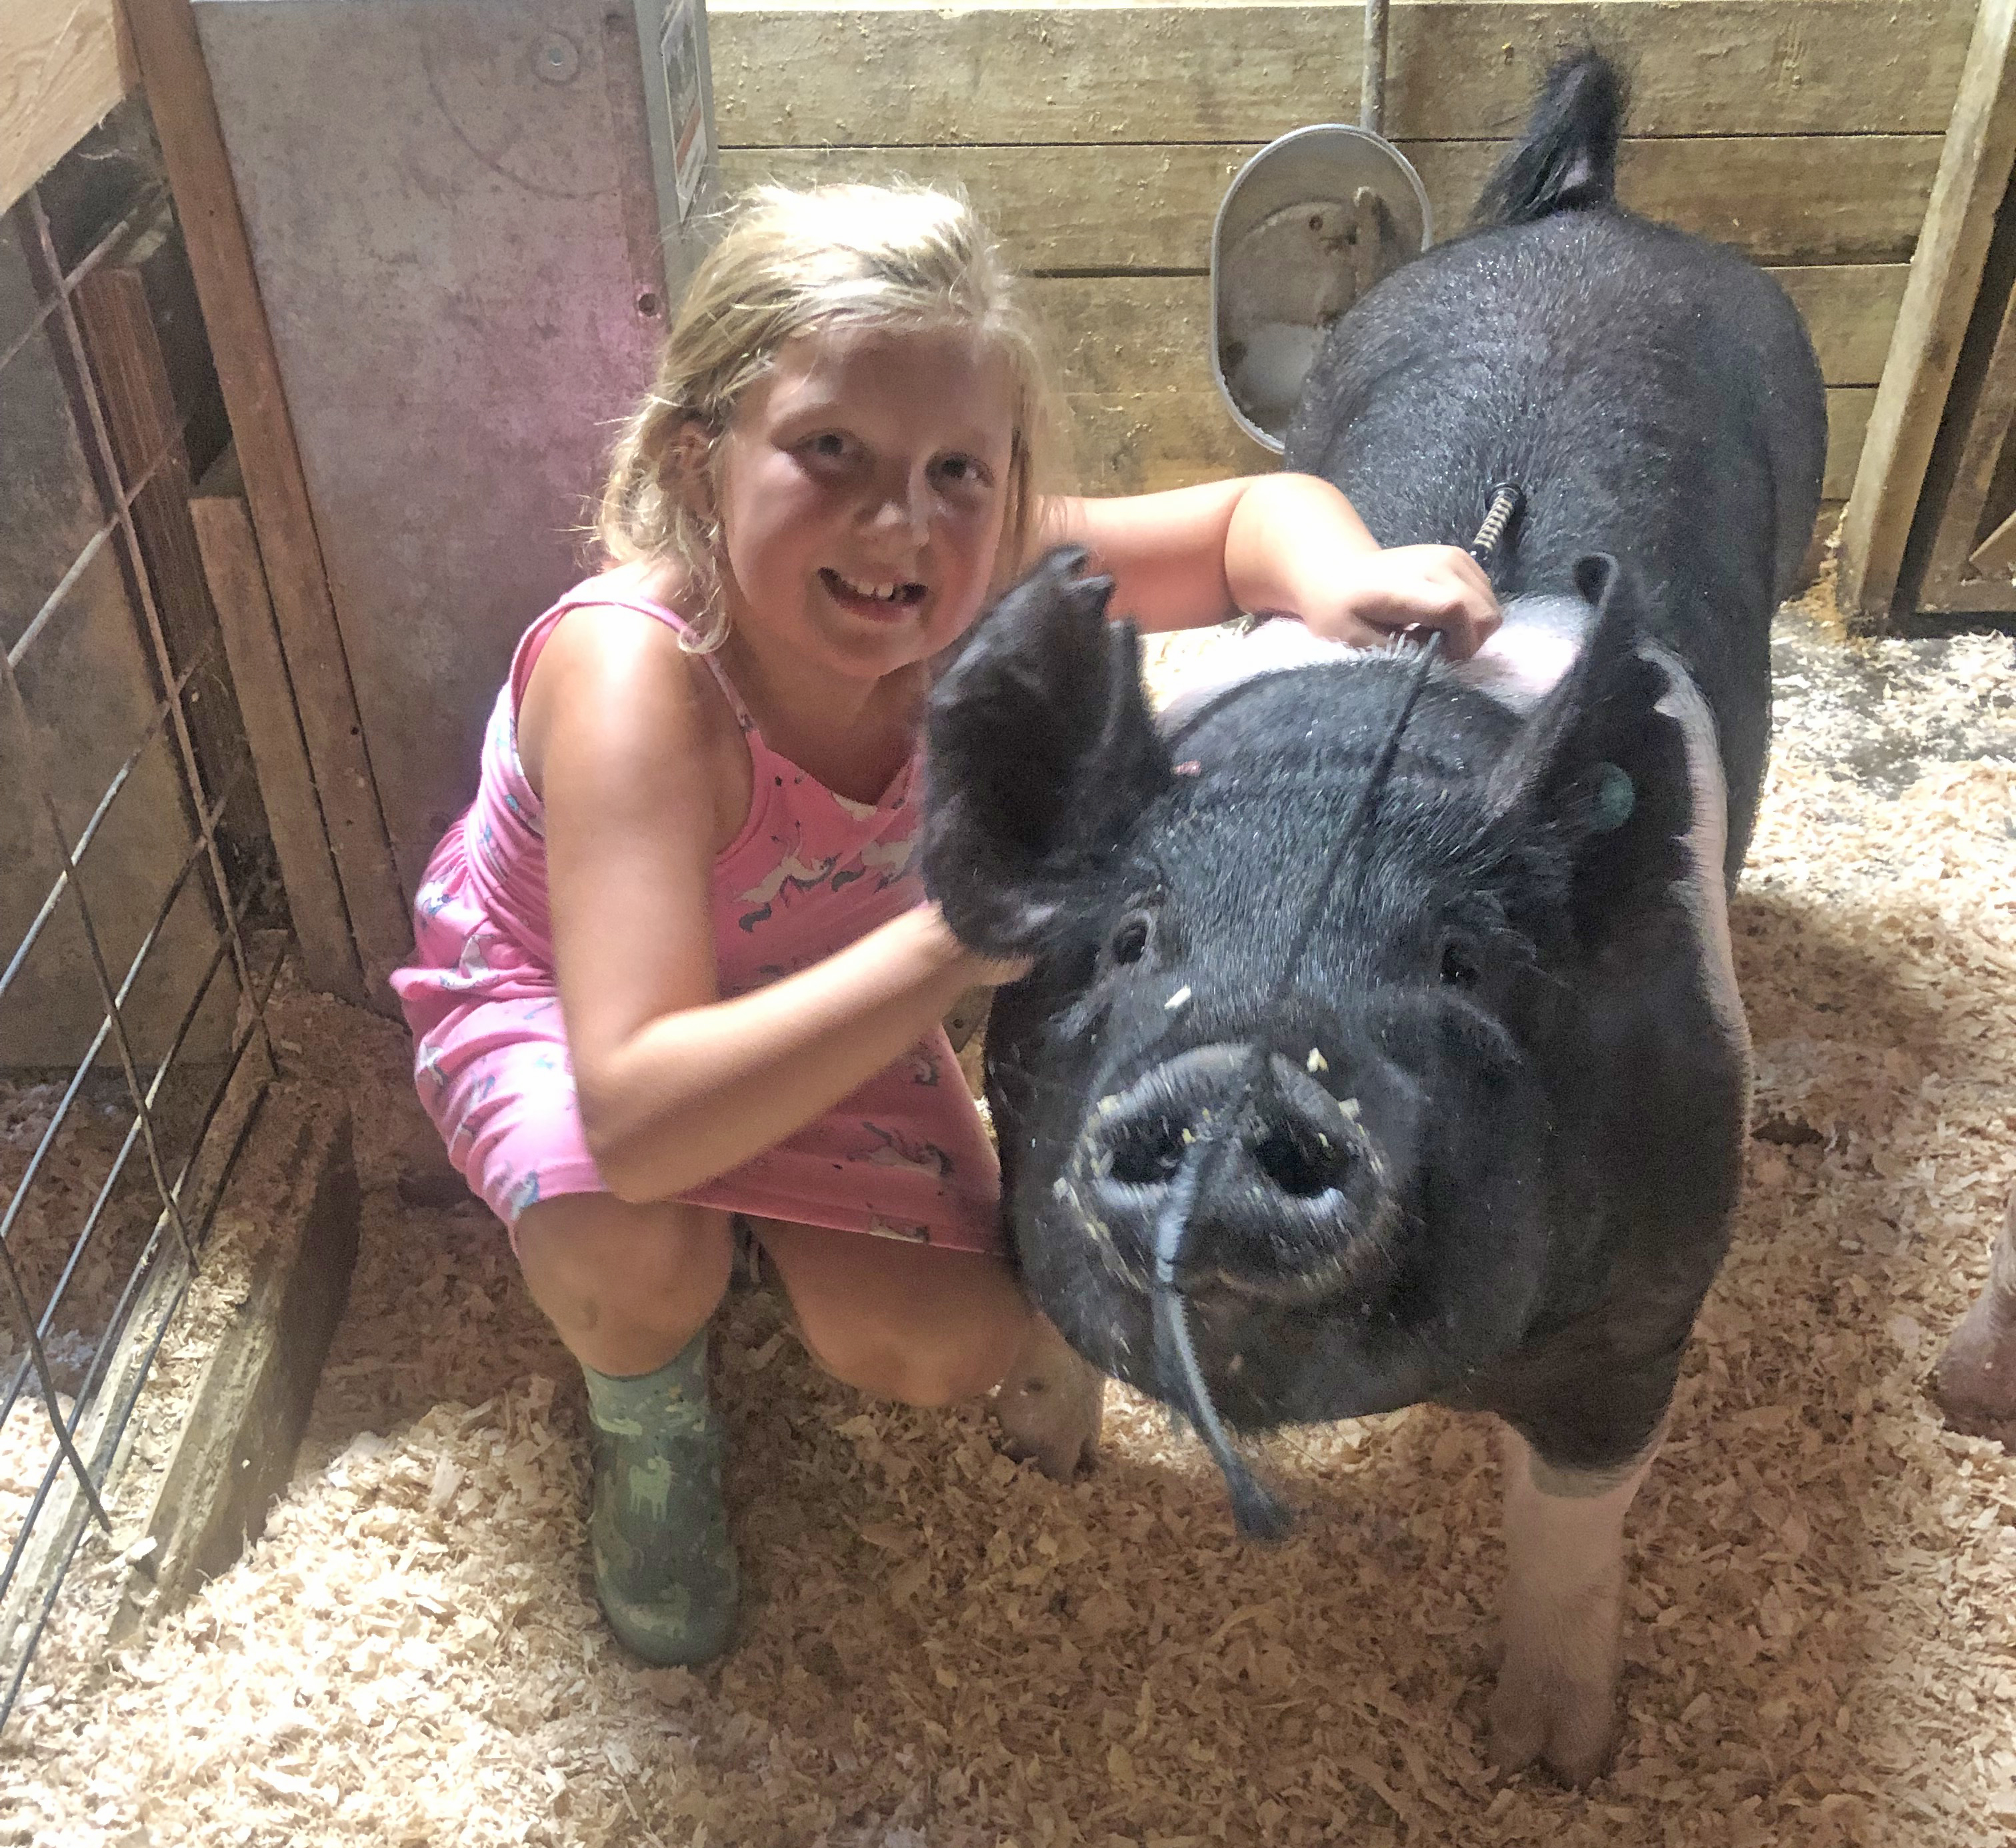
[
  {"left": 711, "top": 0, "right": 1972, "bottom": 147},
  {"left": 721, "top": 136, "right": 1941, "bottom": 273},
  {"left": 69, "top": 248, "right": 249, "bottom": 845},
  {"left": 108, "top": 1084, "right": 360, "bottom": 1643},
  {"left": 1059, "top": 381, "right": 1872, "bottom": 500},
  {"left": 1837, "top": 0, "right": 2016, "bottom": 626},
  {"left": 1965, "top": 498, "right": 2016, "bottom": 581},
  {"left": 1915, "top": 271, "right": 2016, "bottom": 613},
  {"left": 0, "top": 0, "right": 134, "bottom": 217},
  {"left": 1773, "top": 268, "right": 1912, "bottom": 386},
  {"left": 191, "top": 450, "right": 366, "bottom": 1004},
  {"left": 121, "top": 0, "right": 409, "bottom": 1002},
  {"left": 1027, "top": 268, "right": 1905, "bottom": 400}
]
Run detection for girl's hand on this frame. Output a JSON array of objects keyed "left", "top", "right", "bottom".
[
  {"left": 917, "top": 904, "right": 1032, "bottom": 987},
  {"left": 1298, "top": 543, "right": 1501, "bottom": 658},
  {"left": 1041, "top": 474, "right": 1501, "bottom": 661}
]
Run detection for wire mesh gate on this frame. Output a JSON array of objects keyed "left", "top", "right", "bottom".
[{"left": 0, "top": 101, "right": 289, "bottom": 1728}]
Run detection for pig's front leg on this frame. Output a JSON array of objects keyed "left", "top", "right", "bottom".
[
  {"left": 1489, "top": 1424, "right": 1657, "bottom": 1785},
  {"left": 1933, "top": 1185, "right": 2016, "bottom": 1433},
  {"left": 992, "top": 1311, "right": 1105, "bottom": 1479}
]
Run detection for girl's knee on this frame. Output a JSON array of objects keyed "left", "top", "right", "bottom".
[
  {"left": 802, "top": 1319, "right": 1019, "bottom": 1406},
  {"left": 785, "top": 1252, "right": 1031, "bottom": 1405},
  {"left": 914, "top": 1313, "right": 1027, "bottom": 1404},
  {"left": 516, "top": 1195, "right": 735, "bottom": 1368}
]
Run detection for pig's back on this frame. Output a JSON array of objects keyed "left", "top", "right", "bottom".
[
  {"left": 1285, "top": 205, "right": 1826, "bottom": 845},
  {"left": 1287, "top": 209, "right": 1824, "bottom": 605}
]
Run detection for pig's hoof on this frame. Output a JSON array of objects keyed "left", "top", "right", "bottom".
[
  {"left": 1931, "top": 1299, "right": 2016, "bottom": 1436},
  {"left": 992, "top": 1316, "right": 1105, "bottom": 1480},
  {"left": 993, "top": 1373, "right": 1103, "bottom": 1479},
  {"left": 1487, "top": 1673, "right": 1617, "bottom": 1787}
]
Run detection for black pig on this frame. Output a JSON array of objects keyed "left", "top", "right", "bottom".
[{"left": 922, "top": 53, "right": 1826, "bottom": 1785}]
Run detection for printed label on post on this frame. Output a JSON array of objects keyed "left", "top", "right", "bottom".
[{"left": 659, "top": 0, "right": 709, "bottom": 223}]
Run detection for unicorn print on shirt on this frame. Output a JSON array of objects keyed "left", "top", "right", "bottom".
[{"left": 737, "top": 823, "right": 841, "bottom": 933}]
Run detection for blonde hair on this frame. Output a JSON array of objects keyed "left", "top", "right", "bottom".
[{"left": 597, "top": 183, "right": 1067, "bottom": 652}]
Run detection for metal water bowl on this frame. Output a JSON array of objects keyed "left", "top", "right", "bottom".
[{"left": 1210, "top": 125, "right": 1433, "bottom": 451}]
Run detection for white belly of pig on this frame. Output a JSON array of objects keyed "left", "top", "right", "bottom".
[{"left": 1153, "top": 594, "right": 1594, "bottom": 732}]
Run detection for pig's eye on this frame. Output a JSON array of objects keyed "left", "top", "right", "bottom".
[
  {"left": 1108, "top": 913, "right": 1153, "bottom": 966},
  {"left": 1439, "top": 938, "right": 1481, "bottom": 989}
]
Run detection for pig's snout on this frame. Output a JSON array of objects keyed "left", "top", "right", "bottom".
[
  {"left": 1073, "top": 1044, "right": 1401, "bottom": 1303},
  {"left": 1097, "top": 1049, "right": 1353, "bottom": 1196}
]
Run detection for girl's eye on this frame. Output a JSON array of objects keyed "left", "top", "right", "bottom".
[
  {"left": 1109, "top": 913, "right": 1153, "bottom": 966},
  {"left": 804, "top": 433, "right": 849, "bottom": 461},
  {"left": 936, "top": 454, "right": 988, "bottom": 488}
]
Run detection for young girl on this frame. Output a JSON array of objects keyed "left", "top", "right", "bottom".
[{"left": 393, "top": 183, "right": 1497, "bottom": 1669}]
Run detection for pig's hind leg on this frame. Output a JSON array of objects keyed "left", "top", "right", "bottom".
[
  {"left": 1488, "top": 1425, "right": 1659, "bottom": 1786},
  {"left": 1933, "top": 1184, "right": 2016, "bottom": 1436}
]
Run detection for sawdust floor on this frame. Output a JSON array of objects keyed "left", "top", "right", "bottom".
[
  {"left": 1, "top": 1043, "right": 244, "bottom": 1579},
  {"left": 4, "top": 579, "right": 2016, "bottom": 1847}
]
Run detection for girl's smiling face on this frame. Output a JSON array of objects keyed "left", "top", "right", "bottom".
[{"left": 711, "top": 323, "right": 1019, "bottom": 684}]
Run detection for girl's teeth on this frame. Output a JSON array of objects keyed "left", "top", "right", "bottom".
[{"left": 837, "top": 573, "right": 908, "bottom": 602}]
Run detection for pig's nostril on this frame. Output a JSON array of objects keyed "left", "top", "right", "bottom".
[
  {"left": 1107, "top": 1113, "right": 1190, "bottom": 1187},
  {"left": 1249, "top": 1116, "right": 1351, "bottom": 1198}
]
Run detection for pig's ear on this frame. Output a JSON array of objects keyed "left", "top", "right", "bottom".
[
  {"left": 1486, "top": 553, "right": 1697, "bottom": 903},
  {"left": 922, "top": 547, "right": 1175, "bottom": 955}
]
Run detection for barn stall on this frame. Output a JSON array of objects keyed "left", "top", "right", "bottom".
[{"left": 2, "top": 0, "right": 2015, "bottom": 1842}]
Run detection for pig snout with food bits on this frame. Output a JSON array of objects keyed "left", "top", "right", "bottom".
[{"left": 921, "top": 52, "right": 1825, "bottom": 1787}]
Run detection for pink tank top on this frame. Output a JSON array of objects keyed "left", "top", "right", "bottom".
[
  {"left": 400, "top": 582, "right": 1000, "bottom": 1249},
  {"left": 467, "top": 585, "right": 927, "bottom": 985}
]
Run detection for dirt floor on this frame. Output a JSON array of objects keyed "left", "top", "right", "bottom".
[{"left": 3, "top": 573, "right": 2015, "bottom": 1846}]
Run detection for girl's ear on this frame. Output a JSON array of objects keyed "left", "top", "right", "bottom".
[{"left": 669, "top": 419, "right": 717, "bottom": 518}]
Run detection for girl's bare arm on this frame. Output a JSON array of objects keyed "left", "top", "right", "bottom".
[
  {"left": 527, "top": 609, "right": 1009, "bottom": 1205},
  {"left": 1042, "top": 473, "right": 1500, "bottom": 658}
]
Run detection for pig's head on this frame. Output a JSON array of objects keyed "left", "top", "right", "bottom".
[{"left": 924, "top": 548, "right": 1692, "bottom": 1517}]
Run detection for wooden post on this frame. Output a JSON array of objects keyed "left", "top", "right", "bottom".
[
  {"left": 107, "top": 1083, "right": 360, "bottom": 1643},
  {"left": 117, "top": 0, "right": 412, "bottom": 1000},
  {"left": 1967, "top": 499, "right": 2016, "bottom": 577},
  {"left": 191, "top": 451, "right": 368, "bottom": 1004},
  {"left": 1836, "top": 0, "right": 2016, "bottom": 629},
  {"left": 71, "top": 242, "right": 247, "bottom": 855}
]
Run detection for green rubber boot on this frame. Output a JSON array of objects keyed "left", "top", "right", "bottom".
[{"left": 582, "top": 1329, "right": 738, "bottom": 1666}]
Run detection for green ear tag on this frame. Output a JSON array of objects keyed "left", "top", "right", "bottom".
[{"left": 1591, "top": 761, "right": 1635, "bottom": 832}]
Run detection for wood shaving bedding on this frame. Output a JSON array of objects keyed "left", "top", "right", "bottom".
[
  {"left": 4, "top": 575, "right": 2015, "bottom": 1847},
  {"left": 0, "top": 1066, "right": 252, "bottom": 1575}
]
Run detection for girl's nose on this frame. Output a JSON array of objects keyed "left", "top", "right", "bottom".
[{"left": 867, "top": 469, "right": 931, "bottom": 546}]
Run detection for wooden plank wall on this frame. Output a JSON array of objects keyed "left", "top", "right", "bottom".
[
  {"left": 710, "top": 0, "right": 1975, "bottom": 503},
  {"left": 6, "top": 0, "right": 1975, "bottom": 507},
  {"left": 2, "top": 0, "right": 132, "bottom": 217}
]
